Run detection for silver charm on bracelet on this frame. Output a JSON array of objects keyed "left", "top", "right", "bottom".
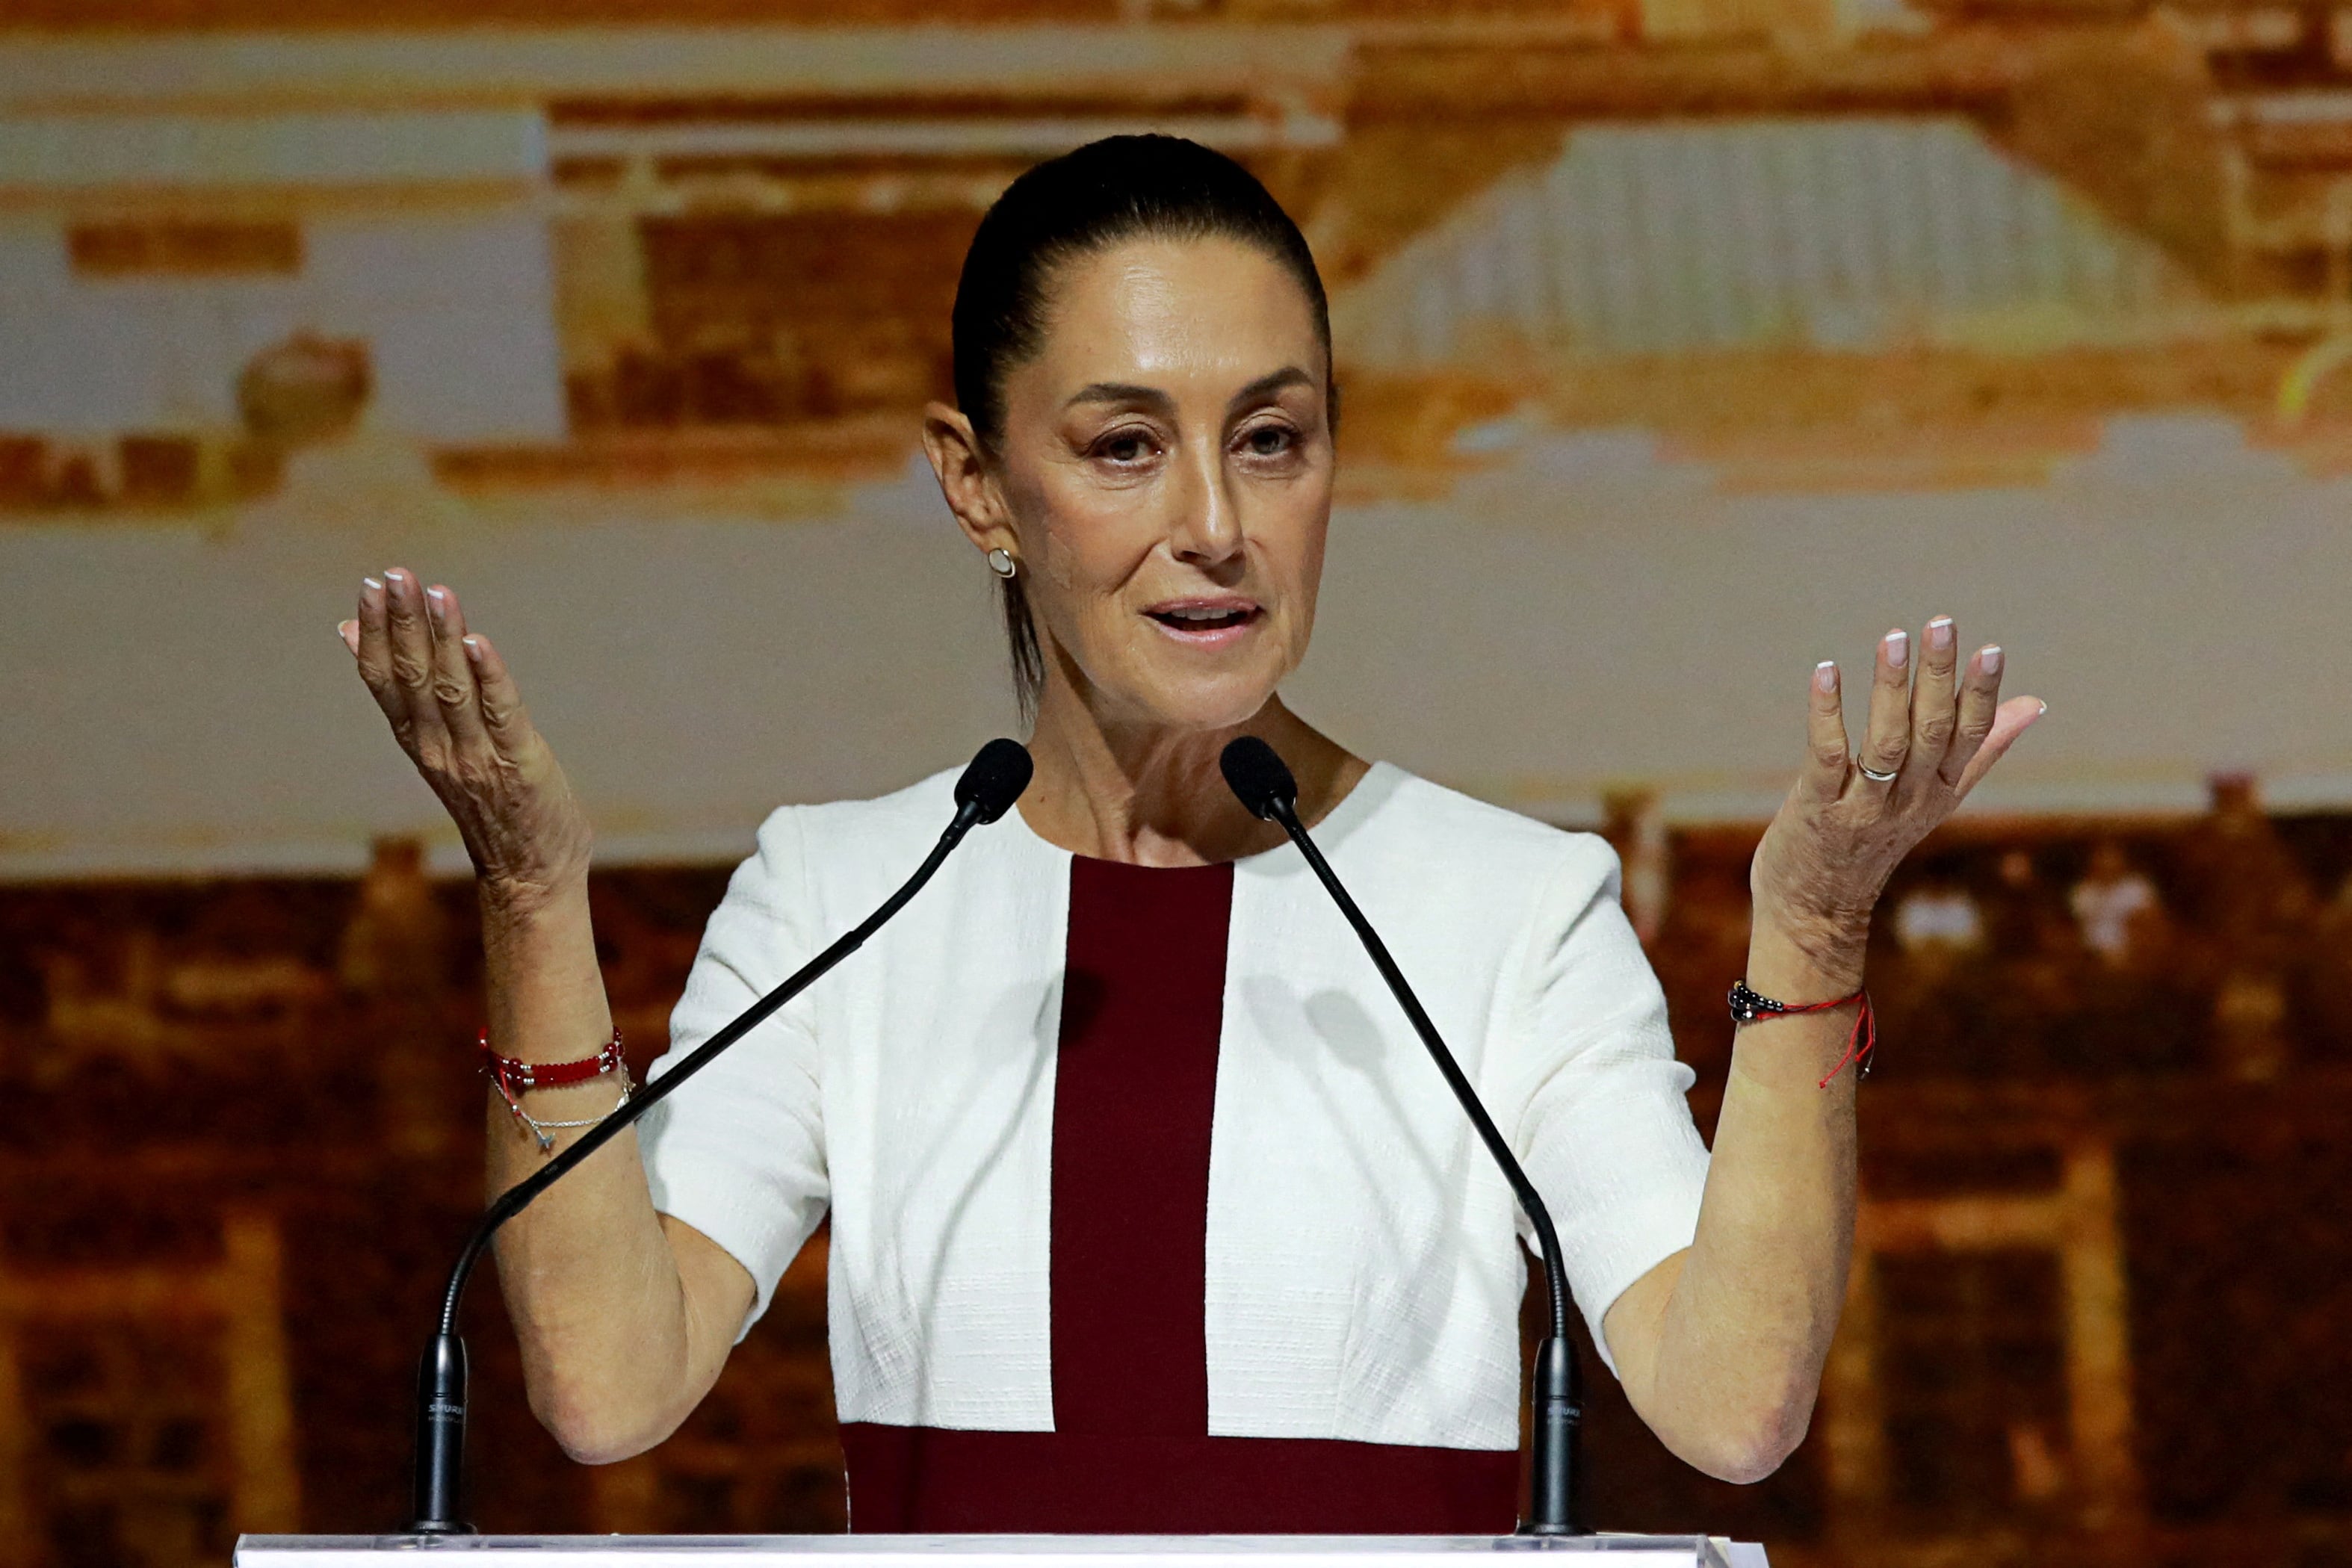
[{"left": 510, "top": 1074, "right": 634, "bottom": 1154}]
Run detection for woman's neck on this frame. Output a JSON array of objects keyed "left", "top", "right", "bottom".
[{"left": 1015, "top": 689, "right": 1369, "bottom": 867}]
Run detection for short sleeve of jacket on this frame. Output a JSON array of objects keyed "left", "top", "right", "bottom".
[
  {"left": 638, "top": 805, "right": 829, "bottom": 1337},
  {"left": 1499, "top": 835, "right": 1711, "bottom": 1377}
]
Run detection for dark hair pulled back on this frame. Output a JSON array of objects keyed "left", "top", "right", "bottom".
[{"left": 950, "top": 134, "right": 1332, "bottom": 720}]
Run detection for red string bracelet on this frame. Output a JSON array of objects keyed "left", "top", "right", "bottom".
[
  {"left": 479, "top": 1028, "right": 631, "bottom": 1151},
  {"left": 1726, "top": 981, "right": 1875, "bottom": 1087}
]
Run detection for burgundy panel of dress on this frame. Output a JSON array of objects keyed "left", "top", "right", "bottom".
[{"left": 842, "top": 855, "right": 1520, "bottom": 1534}]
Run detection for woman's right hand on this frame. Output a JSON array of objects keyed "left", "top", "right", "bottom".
[{"left": 338, "top": 568, "right": 592, "bottom": 911}]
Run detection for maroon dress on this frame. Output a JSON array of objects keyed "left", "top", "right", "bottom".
[{"left": 840, "top": 858, "right": 1522, "bottom": 1533}]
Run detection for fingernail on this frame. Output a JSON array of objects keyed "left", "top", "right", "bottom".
[
  {"left": 1884, "top": 629, "right": 1908, "bottom": 669},
  {"left": 383, "top": 569, "right": 405, "bottom": 594},
  {"left": 2037, "top": 700, "right": 2048, "bottom": 717},
  {"left": 425, "top": 585, "right": 448, "bottom": 624},
  {"left": 462, "top": 634, "right": 483, "bottom": 663},
  {"left": 362, "top": 575, "right": 383, "bottom": 594},
  {"left": 1814, "top": 660, "right": 1838, "bottom": 693},
  {"left": 1928, "top": 617, "right": 1955, "bottom": 652},
  {"left": 1981, "top": 645, "right": 2002, "bottom": 675}
]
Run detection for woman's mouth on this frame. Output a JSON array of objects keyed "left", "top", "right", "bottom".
[{"left": 1145, "top": 601, "right": 1263, "bottom": 642}]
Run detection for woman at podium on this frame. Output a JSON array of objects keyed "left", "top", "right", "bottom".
[{"left": 338, "top": 136, "right": 2041, "bottom": 1534}]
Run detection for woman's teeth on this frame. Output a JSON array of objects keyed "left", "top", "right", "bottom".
[{"left": 1153, "top": 607, "right": 1251, "bottom": 627}]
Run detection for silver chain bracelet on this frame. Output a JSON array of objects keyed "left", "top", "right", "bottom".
[{"left": 504, "top": 1067, "right": 634, "bottom": 1155}]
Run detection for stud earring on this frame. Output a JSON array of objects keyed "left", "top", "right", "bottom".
[{"left": 986, "top": 547, "right": 1018, "bottom": 580}]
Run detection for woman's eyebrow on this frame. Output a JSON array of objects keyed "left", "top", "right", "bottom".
[
  {"left": 1065, "top": 382, "right": 1172, "bottom": 413},
  {"left": 1228, "top": 367, "right": 1314, "bottom": 410},
  {"left": 1064, "top": 368, "right": 1313, "bottom": 415}
]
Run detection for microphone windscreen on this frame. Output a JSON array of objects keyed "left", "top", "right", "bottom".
[
  {"left": 954, "top": 738, "right": 1035, "bottom": 824},
  {"left": 1219, "top": 736, "right": 1297, "bottom": 822}
]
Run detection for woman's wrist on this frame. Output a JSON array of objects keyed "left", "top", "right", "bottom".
[
  {"left": 475, "top": 865, "right": 610, "bottom": 1070},
  {"left": 478, "top": 862, "right": 592, "bottom": 925},
  {"left": 1733, "top": 915, "right": 1873, "bottom": 1094},
  {"left": 1744, "top": 908, "right": 1869, "bottom": 999}
]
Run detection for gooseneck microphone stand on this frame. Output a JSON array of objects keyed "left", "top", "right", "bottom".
[
  {"left": 406, "top": 739, "right": 1034, "bottom": 1535},
  {"left": 1220, "top": 737, "right": 1585, "bottom": 1537}
]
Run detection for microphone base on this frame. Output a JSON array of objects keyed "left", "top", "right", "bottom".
[
  {"left": 409, "top": 1331, "right": 473, "bottom": 1536},
  {"left": 1522, "top": 1334, "right": 1585, "bottom": 1537}
]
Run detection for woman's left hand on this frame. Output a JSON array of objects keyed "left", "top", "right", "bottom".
[{"left": 1748, "top": 617, "right": 2043, "bottom": 985}]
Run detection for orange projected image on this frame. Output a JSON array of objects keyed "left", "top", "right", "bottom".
[{"left": 3, "top": 0, "right": 2351, "bottom": 1564}]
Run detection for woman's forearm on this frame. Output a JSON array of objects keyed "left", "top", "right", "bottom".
[
  {"left": 338, "top": 574, "right": 746, "bottom": 1461},
  {"left": 1615, "top": 623, "right": 2038, "bottom": 1479},
  {"left": 1618, "top": 918, "right": 1860, "bottom": 1483},
  {"left": 477, "top": 878, "right": 729, "bottom": 1463}
]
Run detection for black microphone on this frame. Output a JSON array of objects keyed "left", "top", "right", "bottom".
[
  {"left": 1222, "top": 736, "right": 1585, "bottom": 1536},
  {"left": 407, "top": 738, "right": 1034, "bottom": 1534}
]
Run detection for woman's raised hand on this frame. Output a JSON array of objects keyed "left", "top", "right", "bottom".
[
  {"left": 1748, "top": 617, "right": 2043, "bottom": 985},
  {"left": 338, "top": 569, "right": 593, "bottom": 909}
]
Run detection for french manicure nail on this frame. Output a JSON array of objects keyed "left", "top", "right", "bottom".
[
  {"left": 462, "top": 634, "right": 483, "bottom": 662},
  {"left": 1884, "top": 630, "right": 1908, "bottom": 669},
  {"left": 362, "top": 575, "right": 383, "bottom": 593},
  {"left": 425, "top": 585, "right": 448, "bottom": 622},
  {"left": 1981, "top": 645, "right": 2003, "bottom": 675},
  {"left": 1815, "top": 660, "right": 1838, "bottom": 692},
  {"left": 1928, "top": 617, "right": 1955, "bottom": 651},
  {"left": 2037, "top": 700, "right": 2049, "bottom": 716}
]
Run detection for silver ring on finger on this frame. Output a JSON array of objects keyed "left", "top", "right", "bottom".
[{"left": 1856, "top": 760, "right": 1901, "bottom": 783}]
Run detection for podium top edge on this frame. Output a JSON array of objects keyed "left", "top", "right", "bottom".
[{"left": 235, "top": 1537, "right": 1733, "bottom": 1558}]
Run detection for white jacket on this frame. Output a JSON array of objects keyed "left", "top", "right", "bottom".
[{"left": 640, "top": 761, "right": 1711, "bottom": 1452}]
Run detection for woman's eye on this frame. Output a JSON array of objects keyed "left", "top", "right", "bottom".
[
  {"left": 1096, "top": 431, "right": 1155, "bottom": 464},
  {"left": 1241, "top": 425, "right": 1296, "bottom": 457}
]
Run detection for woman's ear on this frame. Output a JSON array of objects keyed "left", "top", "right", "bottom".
[{"left": 922, "top": 402, "right": 1015, "bottom": 557}]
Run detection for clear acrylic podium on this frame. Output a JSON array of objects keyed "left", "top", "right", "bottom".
[{"left": 236, "top": 1537, "right": 1768, "bottom": 1568}]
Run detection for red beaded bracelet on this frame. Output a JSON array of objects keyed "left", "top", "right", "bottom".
[
  {"left": 1726, "top": 981, "right": 1876, "bottom": 1087},
  {"left": 480, "top": 1029, "right": 631, "bottom": 1151}
]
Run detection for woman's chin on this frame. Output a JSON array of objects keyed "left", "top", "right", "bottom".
[{"left": 1118, "top": 674, "right": 1281, "bottom": 735}]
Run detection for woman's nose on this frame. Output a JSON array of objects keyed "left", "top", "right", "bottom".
[{"left": 1169, "top": 440, "right": 1242, "bottom": 565}]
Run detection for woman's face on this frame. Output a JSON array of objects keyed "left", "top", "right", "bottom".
[{"left": 982, "top": 235, "right": 1334, "bottom": 733}]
